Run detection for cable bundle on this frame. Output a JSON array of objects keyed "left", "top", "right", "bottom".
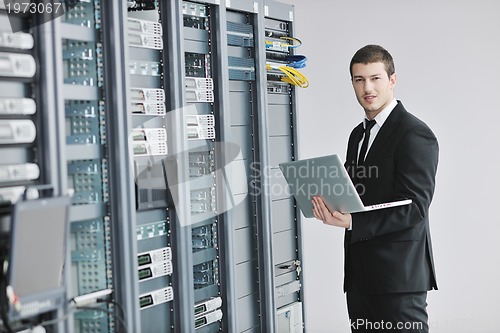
[
  {"left": 265, "top": 36, "right": 309, "bottom": 88},
  {"left": 286, "top": 55, "right": 307, "bottom": 69},
  {"left": 266, "top": 63, "right": 309, "bottom": 88}
]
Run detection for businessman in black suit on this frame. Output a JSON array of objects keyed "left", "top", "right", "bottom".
[{"left": 311, "top": 45, "right": 438, "bottom": 332}]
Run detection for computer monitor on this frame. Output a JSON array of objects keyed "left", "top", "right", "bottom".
[{"left": 7, "top": 196, "right": 70, "bottom": 321}]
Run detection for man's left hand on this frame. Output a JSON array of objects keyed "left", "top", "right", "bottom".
[{"left": 311, "top": 196, "right": 352, "bottom": 229}]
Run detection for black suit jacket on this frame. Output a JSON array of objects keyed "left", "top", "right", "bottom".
[{"left": 344, "top": 101, "right": 439, "bottom": 294}]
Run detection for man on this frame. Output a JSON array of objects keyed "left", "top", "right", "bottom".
[{"left": 311, "top": 45, "right": 439, "bottom": 332}]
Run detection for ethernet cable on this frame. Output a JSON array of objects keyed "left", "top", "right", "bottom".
[
  {"left": 265, "top": 36, "right": 302, "bottom": 49},
  {"left": 286, "top": 55, "right": 307, "bottom": 68}
]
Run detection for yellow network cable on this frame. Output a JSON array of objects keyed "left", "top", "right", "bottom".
[
  {"left": 265, "top": 36, "right": 302, "bottom": 49},
  {"left": 266, "top": 63, "right": 309, "bottom": 88}
]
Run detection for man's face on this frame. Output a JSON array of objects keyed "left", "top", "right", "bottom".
[{"left": 351, "top": 62, "right": 396, "bottom": 119}]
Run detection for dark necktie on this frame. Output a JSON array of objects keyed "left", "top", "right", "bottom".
[{"left": 357, "top": 119, "right": 376, "bottom": 166}]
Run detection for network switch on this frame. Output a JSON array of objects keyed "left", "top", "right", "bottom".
[
  {"left": 185, "top": 77, "right": 213, "bottom": 90},
  {"left": 137, "top": 247, "right": 172, "bottom": 267},
  {"left": 130, "top": 101, "right": 166, "bottom": 115},
  {"left": 186, "top": 114, "right": 215, "bottom": 127},
  {"left": 130, "top": 88, "right": 165, "bottom": 102},
  {"left": 194, "top": 297, "right": 222, "bottom": 318},
  {"left": 139, "top": 287, "right": 174, "bottom": 310},
  {"left": 138, "top": 260, "right": 173, "bottom": 281},
  {"left": 132, "top": 141, "right": 167, "bottom": 156},
  {"left": 128, "top": 18, "right": 162, "bottom": 36},
  {"left": 132, "top": 128, "right": 167, "bottom": 142},
  {"left": 194, "top": 309, "right": 223, "bottom": 329},
  {"left": 185, "top": 89, "right": 214, "bottom": 103},
  {"left": 128, "top": 33, "right": 163, "bottom": 50},
  {"left": 186, "top": 126, "right": 215, "bottom": 140}
]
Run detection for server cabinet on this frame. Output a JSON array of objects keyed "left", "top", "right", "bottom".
[{"left": 0, "top": 1, "right": 306, "bottom": 332}]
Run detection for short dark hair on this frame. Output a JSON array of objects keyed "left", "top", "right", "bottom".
[{"left": 349, "top": 44, "right": 395, "bottom": 79}]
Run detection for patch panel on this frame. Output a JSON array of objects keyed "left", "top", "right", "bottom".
[
  {"left": 136, "top": 220, "right": 168, "bottom": 241},
  {"left": 71, "top": 218, "right": 108, "bottom": 296},
  {"left": 264, "top": 39, "right": 290, "bottom": 53},
  {"left": 66, "top": 116, "right": 99, "bottom": 145},
  {"left": 266, "top": 50, "right": 288, "bottom": 62},
  {"left": 69, "top": 175, "right": 103, "bottom": 204},
  {"left": 67, "top": 160, "right": 103, "bottom": 204},
  {"left": 65, "top": 100, "right": 98, "bottom": 118},
  {"left": 62, "top": 0, "right": 96, "bottom": 28},
  {"left": 62, "top": 40, "right": 97, "bottom": 86}
]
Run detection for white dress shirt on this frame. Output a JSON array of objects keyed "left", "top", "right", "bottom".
[
  {"left": 350, "top": 99, "right": 397, "bottom": 230},
  {"left": 357, "top": 98, "right": 398, "bottom": 162}
]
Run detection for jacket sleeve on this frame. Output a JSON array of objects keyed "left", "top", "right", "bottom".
[{"left": 349, "top": 122, "right": 439, "bottom": 243}]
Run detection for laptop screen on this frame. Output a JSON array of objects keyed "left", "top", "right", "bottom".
[{"left": 8, "top": 196, "right": 70, "bottom": 318}]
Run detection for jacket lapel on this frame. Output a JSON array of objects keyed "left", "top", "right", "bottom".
[{"left": 345, "top": 123, "right": 364, "bottom": 178}]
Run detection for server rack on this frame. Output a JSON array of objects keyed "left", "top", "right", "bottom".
[{"left": 0, "top": 1, "right": 306, "bottom": 332}]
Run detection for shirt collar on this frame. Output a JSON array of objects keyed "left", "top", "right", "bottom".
[{"left": 363, "top": 98, "right": 397, "bottom": 128}]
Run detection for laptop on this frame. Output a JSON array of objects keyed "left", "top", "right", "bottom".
[{"left": 279, "top": 154, "right": 411, "bottom": 218}]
